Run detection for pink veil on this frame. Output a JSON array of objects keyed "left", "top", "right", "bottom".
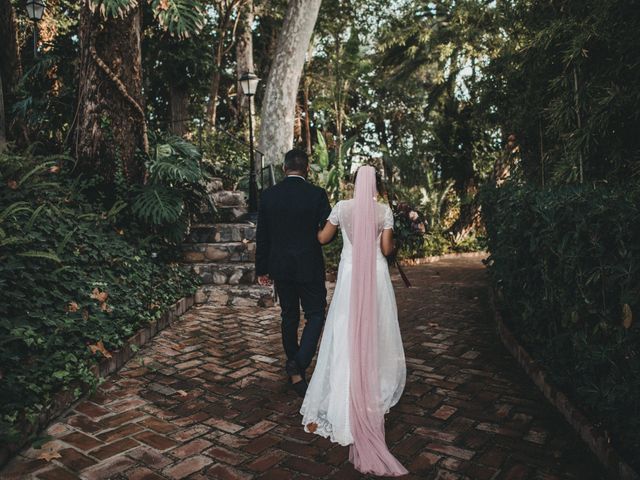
[{"left": 348, "top": 166, "right": 408, "bottom": 476}]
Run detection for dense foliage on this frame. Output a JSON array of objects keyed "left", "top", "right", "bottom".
[
  {"left": 2, "top": 0, "right": 638, "bottom": 465},
  {"left": 481, "top": 0, "right": 640, "bottom": 184},
  {"left": 482, "top": 182, "right": 640, "bottom": 468},
  {"left": 0, "top": 150, "right": 198, "bottom": 445},
  {"left": 478, "top": 0, "right": 640, "bottom": 468}
]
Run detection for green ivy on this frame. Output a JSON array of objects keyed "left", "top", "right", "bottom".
[{"left": 0, "top": 150, "right": 198, "bottom": 446}]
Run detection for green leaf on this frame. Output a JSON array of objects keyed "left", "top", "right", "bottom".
[
  {"left": 151, "top": 0, "right": 205, "bottom": 38},
  {"left": 0, "top": 202, "right": 31, "bottom": 224},
  {"left": 316, "top": 131, "right": 329, "bottom": 169},
  {"left": 26, "top": 205, "right": 46, "bottom": 231},
  {"left": 17, "top": 251, "right": 62, "bottom": 263},
  {"left": 87, "top": 0, "right": 138, "bottom": 18},
  {"left": 132, "top": 185, "right": 183, "bottom": 225}
]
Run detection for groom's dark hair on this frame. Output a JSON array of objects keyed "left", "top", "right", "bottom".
[{"left": 284, "top": 149, "right": 309, "bottom": 173}]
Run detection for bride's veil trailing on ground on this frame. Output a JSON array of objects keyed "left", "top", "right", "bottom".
[{"left": 347, "top": 165, "right": 408, "bottom": 476}]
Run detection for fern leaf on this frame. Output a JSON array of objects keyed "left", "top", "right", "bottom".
[
  {"left": 0, "top": 236, "right": 23, "bottom": 248},
  {"left": 17, "top": 162, "right": 55, "bottom": 186},
  {"left": 0, "top": 202, "right": 31, "bottom": 224},
  {"left": 56, "top": 228, "right": 78, "bottom": 257},
  {"left": 26, "top": 204, "right": 46, "bottom": 230},
  {"left": 17, "top": 250, "right": 62, "bottom": 263}
]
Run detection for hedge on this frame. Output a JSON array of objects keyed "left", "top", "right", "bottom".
[{"left": 481, "top": 182, "right": 640, "bottom": 469}]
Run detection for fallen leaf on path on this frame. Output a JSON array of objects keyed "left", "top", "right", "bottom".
[
  {"left": 90, "top": 288, "right": 109, "bottom": 303},
  {"left": 623, "top": 304, "right": 633, "bottom": 329},
  {"left": 100, "top": 302, "right": 112, "bottom": 313},
  {"left": 89, "top": 340, "right": 112, "bottom": 359},
  {"left": 176, "top": 390, "right": 188, "bottom": 397},
  {"left": 38, "top": 447, "right": 61, "bottom": 462}
]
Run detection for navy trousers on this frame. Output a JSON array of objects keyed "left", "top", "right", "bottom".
[{"left": 275, "top": 279, "right": 327, "bottom": 374}]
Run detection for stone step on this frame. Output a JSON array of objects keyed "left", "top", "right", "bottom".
[
  {"left": 217, "top": 205, "right": 248, "bottom": 223},
  {"left": 195, "top": 285, "right": 274, "bottom": 307},
  {"left": 182, "top": 242, "right": 255, "bottom": 263},
  {"left": 185, "top": 223, "right": 256, "bottom": 243},
  {"left": 206, "top": 177, "right": 225, "bottom": 193},
  {"left": 187, "top": 262, "right": 255, "bottom": 285},
  {"left": 212, "top": 190, "right": 246, "bottom": 207}
]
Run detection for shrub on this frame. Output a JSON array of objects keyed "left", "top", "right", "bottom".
[
  {"left": 0, "top": 150, "right": 198, "bottom": 446},
  {"left": 481, "top": 181, "right": 640, "bottom": 468},
  {"left": 132, "top": 133, "right": 214, "bottom": 243},
  {"left": 199, "top": 132, "right": 250, "bottom": 191}
]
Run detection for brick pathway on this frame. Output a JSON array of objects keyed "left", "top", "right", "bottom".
[{"left": 2, "top": 257, "right": 604, "bottom": 480}]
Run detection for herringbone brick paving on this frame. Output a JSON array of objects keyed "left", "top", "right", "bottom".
[{"left": 2, "top": 258, "right": 604, "bottom": 479}]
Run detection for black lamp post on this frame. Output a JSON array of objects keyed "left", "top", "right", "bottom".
[
  {"left": 25, "top": 0, "right": 45, "bottom": 58},
  {"left": 239, "top": 72, "right": 260, "bottom": 221}
]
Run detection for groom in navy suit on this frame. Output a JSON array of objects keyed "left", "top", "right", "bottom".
[{"left": 255, "top": 149, "right": 331, "bottom": 397}]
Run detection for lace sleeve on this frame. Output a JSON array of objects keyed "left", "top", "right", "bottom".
[
  {"left": 383, "top": 205, "right": 394, "bottom": 230},
  {"left": 328, "top": 201, "right": 341, "bottom": 226}
]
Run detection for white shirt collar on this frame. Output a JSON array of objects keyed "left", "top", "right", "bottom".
[{"left": 286, "top": 175, "right": 306, "bottom": 181}]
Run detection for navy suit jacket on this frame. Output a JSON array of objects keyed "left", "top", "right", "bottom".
[{"left": 255, "top": 176, "right": 331, "bottom": 283}]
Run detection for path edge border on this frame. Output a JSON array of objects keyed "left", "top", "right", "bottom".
[
  {"left": 0, "top": 294, "right": 196, "bottom": 469},
  {"left": 490, "top": 289, "right": 639, "bottom": 480},
  {"left": 398, "top": 250, "right": 487, "bottom": 266}
]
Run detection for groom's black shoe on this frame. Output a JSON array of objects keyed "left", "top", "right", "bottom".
[
  {"left": 286, "top": 360, "right": 308, "bottom": 397},
  {"left": 285, "top": 359, "right": 301, "bottom": 378},
  {"left": 292, "top": 378, "right": 308, "bottom": 398}
]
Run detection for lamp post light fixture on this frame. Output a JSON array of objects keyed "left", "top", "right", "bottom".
[
  {"left": 25, "top": 0, "right": 46, "bottom": 58},
  {"left": 239, "top": 72, "right": 260, "bottom": 222}
]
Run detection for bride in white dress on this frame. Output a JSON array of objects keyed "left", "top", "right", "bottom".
[{"left": 300, "top": 166, "right": 408, "bottom": 477}]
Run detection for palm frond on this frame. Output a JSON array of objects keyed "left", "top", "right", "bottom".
[
  {"left": 132, "top": 185, "right": 184, "bottom": 225},
  {"left": 151, "top": 0, "right": 206, "bottom": 39},
  {"left": 87, "top": 0, "right": 138, "bottom": 18}
]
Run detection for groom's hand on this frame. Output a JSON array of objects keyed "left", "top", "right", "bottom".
[{"left": 257, "top": 275, "right": 272, "bottom": 286}]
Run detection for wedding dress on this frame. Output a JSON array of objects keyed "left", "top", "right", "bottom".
[{"left": 300, "top": 166, "right": 408, "bottom": 476}]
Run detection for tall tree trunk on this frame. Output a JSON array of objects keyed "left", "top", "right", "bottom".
[
  {"left": 449, "top": 178, "right": 480, "bottom": 242},
  {"left": 452, "top": 137, "right": 519, "bottom": 241},
  {"left": 207, "top": 1, "right": 242, "bottom": 128},
  {"left": 0, "top": 75, "right": 6, "bottom": 150},
  {"left": 0, "top": 0, "right": 22, "bottom": 146},
  {"left": 207, "top": 46, "right": 224, "bottom": 128},
  {"left": 257, "top": 0, "right": 322, "bottom": 166},
  {"left": 73, "top": 3, "right": 147, "bottom": 184},
  {"left": 169, "top": 84, "right": 189, "bottom": 137},
  {"left": 236, "top": 0, "right": 255, "bottom": 124},
  {"left": 302, "top": 73, "right": 312, "bottom": 154}
]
